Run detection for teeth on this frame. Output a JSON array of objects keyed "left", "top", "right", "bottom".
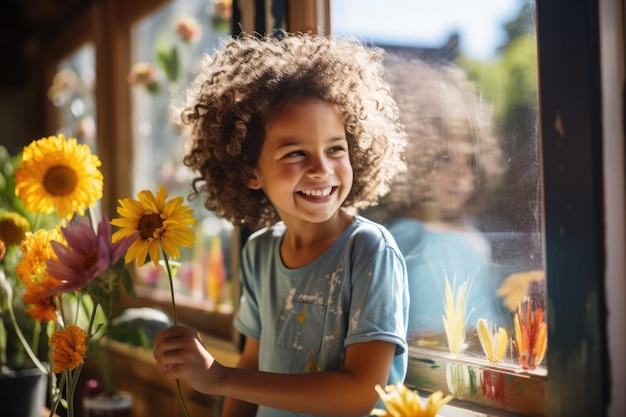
[{"left": 301, "top": 187, "right": 332, "bottom": 197}]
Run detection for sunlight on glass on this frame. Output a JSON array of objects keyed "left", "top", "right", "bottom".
[
  {"left": 332, "top": 0, "right": 544, "bottom": 413},
  {"left": 129, "top": 0, "right": 234, "bottom": 311}
]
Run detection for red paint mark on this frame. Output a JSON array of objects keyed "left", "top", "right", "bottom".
[{"left": 481, "top": 369, "right": 505, "bottom": 403}]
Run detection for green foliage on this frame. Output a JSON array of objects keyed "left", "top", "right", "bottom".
[
  {"left": 87, "top": 257, "right": 136, "bottom": 318},
  {"left": 0, "top": 146, "right": 26, "bottom": 219},
  {"left": 458, "top": 35, "right": 538, "bottom": 131},
  {"left": 157, "top": 45, "right": 180, "bottom": 83}
]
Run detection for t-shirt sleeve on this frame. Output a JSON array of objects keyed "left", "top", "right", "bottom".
[
  {"left": 344, "top": 233, "right": 409, "bottom": 357},
  {"left": 234, "top": 239, "right": 262, "bottom": 340}
]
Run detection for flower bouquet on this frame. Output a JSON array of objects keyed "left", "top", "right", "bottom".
[{"left": 0, "top": 135, "right": 197, "bottom": 417}]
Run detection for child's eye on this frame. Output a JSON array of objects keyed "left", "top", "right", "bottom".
[
  {"left": 328, "top": 145, "right": 347, "bottom": 154},
  {"left": 285, "top": 150, "right": 306, "bottom": 158},
  {"left": 433, "top": 153, "right": 451, "bottom": 168}
]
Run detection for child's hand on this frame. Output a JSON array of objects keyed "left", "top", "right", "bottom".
[{"left": 153, "top": 325, "right": 222, "bottom": 394}]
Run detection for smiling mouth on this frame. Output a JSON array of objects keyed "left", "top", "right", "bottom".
[{"left": 299, "top": 186, "right": 335, "bottom": 198}]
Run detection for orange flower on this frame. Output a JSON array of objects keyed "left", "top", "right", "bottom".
[
  {"left": 16, "top": 228, "right": 65, "bottom": 282},
  {"left": 50, "top": 325, "right": 89, "bottom": 373},
  {"left": 15, "top": 228, "right": 64, "bottom": 321},
  {"left": 22, "top": 273, "right": 62, "bottom": 322}
]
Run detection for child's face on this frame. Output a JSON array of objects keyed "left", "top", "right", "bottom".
[
  {"left": 248, "top": 99, "right": 353, "bottom": 226},
  {"left": 426, "top": 141, "right": 477, "bottom": 219}
]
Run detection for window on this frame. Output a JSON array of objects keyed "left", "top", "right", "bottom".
[
  {"left": 331, "top": 0, "right": 545, "bottom": 415},
  {"left": 128, "top": 0, "right": 236, "bottom": 313},
  {"left": 48, "top": 43, "right": 97, "bottom": 153},
  {"left": 37, "top": 0, "right": 616, "bottom": 414}
]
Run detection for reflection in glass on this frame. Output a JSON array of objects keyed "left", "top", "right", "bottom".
[
  {"left": 333, "top": 0, "right": 544, "bottom": 374},
  {"left": 363, "top": 55, "right": 506, "bottom": 354},
  {"left": 48, "top": 43, "right": 97, "bottom": 152},
  {"left": 130, "top": 0, "right": 234, "bottom": 311}
]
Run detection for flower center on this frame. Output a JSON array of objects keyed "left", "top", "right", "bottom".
[
  {"left": 139, "top": 214, "right": 163, "bottom": 240},
  {"left": 43, "top": 165, "right": 78, "bottom": 196},
  {"left": 82, "top": 251, "right": 98, "bottom": 270}
]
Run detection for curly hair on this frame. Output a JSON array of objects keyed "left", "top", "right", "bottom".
[
  {"left": 364, "top": 53, "right": 507, "bottom": 223},
  {"left": 176, "top": 32, "right": 407, "bottom": 227}
]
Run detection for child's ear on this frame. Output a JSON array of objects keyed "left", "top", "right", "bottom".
[{"left": 246, "top": 172, "right": 262, "bottom": 190}]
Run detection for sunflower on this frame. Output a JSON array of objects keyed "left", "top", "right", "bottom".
[
  {"left": 0, "top": 211, "right": 30, "bottom": 246},
  {"left": 14, "top": 134, "right": 104, "bottom": 220},
  {"left": 111, "top": 185, "right": 197, "bottom": 266},
  {"left": 50, "top": 325, "right": 89, "bottom": 373}
]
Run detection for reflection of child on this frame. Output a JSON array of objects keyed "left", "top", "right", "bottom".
[
  {"left": 364, "top": 54, "right": 506, "bottom": 343},
  {"left": 153, "top": 33, "right": 409, "bottom": 417}
]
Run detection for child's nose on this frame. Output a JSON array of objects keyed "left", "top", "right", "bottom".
[{"left": 307, "top": 154, "right": 333, "bottom": 178}]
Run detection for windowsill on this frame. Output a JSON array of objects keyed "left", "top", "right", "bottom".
[
  {"left": 115, "top": 285, "right": 239, "bottom": 345},
  {"left": 81, "top": 338, "right": 240, "bottom": 417},
  {"left": 406, "top": 346, "right": 547, "bottom": 416},
  {"left": 409, "top": 346, "right": 547, "bottom": 378}
]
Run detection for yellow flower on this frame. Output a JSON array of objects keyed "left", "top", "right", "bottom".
[
  {"left": 0, "top": 211, "right": 30, "bottom": 246},
  {"left": 497, "top": 270, "right": 545, "bottom": 312},
  {"left": 14, "top": 134, "right": 104, "bottom": 220},
  {"left": 371, "top": 383, "right": 453, "bottom": 417},
  {"left": 50, "top": 325, "right": 88, "bottom": 373},
  {"left": 111, "top": 186, "right": 197, "bottom": 266}
]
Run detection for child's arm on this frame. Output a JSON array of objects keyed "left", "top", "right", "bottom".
[
  {"left": 220, "top": 336, "right": 259, "bottom": 417},
  {"left": 154, "top": 325, "right": 396, "bottom": 416}
]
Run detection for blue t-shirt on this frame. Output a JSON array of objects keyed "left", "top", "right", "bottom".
[
  {"left": 235, "top": 216, "right": 409, "bottom": 417},
  {"left": 386, "top": 217, "right": 500, "bottom": 339}
]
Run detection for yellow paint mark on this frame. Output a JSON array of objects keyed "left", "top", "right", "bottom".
[{"left": 298, "top": 311, "right": 307, "bottom": 324}]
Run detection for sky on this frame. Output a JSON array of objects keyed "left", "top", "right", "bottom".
[{"left": 330, "top": 0, "right": 525, "bottom": 60}]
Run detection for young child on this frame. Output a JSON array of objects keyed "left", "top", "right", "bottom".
[
  {"left": 153, "top": 32, "right": 410, "bottom": 417},
  {"left": 362, "top": 53, "right": 507, "bottom": 348}
]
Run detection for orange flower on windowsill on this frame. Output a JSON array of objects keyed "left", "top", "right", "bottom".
[{"left": 513, "top": 298, "right": 547, "bottom": 370}]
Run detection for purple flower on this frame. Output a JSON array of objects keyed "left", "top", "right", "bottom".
[{"left": 44, "top": 214, "right": 136, "bottom": 295}]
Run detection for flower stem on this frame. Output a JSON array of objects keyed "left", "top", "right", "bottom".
[
  {"left": 163, "top": 250, "right": 191, "bottom": 417},
  {"left": 0, "top": 271, "right": 48, "bottom": 374},
  {"left": 163, "top": 255, "right": 179, "bottom": 324}
]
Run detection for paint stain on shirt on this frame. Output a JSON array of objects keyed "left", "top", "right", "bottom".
[{"left": 298, "top": 311, "right": 307, "bottom": 324}]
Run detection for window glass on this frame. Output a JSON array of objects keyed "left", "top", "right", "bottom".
[
  {"left": 48, "top": 42, "right": 97, "bottom": 152},
  {"left": 129, "top": 0, "right": 235, "bottom": 312},
  {"left": 332, "top": 0, "right": 545, "bottom": 414}
]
